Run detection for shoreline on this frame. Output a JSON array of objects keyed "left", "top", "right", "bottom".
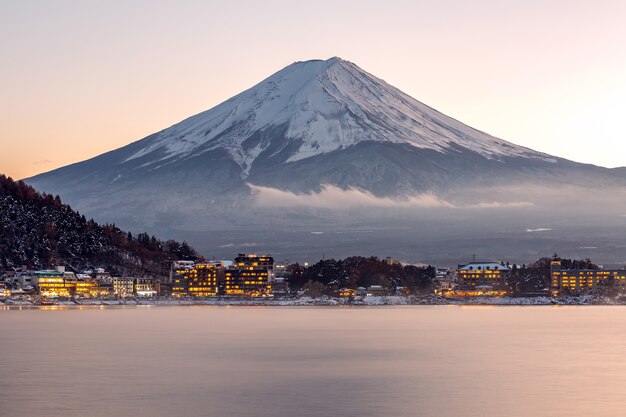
[{"left": 3, "top": 294, "right": 625, "bottom": 307}]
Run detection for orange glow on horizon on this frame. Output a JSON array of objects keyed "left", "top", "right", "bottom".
[{"left": 1, "top": 1, "right": 625, "bottom": 180}]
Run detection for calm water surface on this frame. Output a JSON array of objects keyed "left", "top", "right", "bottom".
[{"left": 1, "top": 305, "right": 626, "bottom": 417}]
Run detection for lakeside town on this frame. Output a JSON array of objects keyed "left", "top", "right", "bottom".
[
  {"left": 2, "top": 252, "right": 626, "bottom": 307},
  {"left": 4, "top": 173, "right": 626, "bottom": 307}
]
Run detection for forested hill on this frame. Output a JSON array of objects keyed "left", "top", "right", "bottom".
[{"left": 0, "top": 174, "right": 198, "bottom": 276}]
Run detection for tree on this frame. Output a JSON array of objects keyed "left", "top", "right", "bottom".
[
  {"left": 286, "top": 263, "right": 306, "bottom": 289},
  {"left": 0, "top": 172, "right": 199, "bottom": 275},
  {"left": 303, "top": 280, "right": 326, "bottom": 298}
]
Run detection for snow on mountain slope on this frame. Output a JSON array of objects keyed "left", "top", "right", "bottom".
[
  {"left": 123, "top": 57, "right": 552, "bottom": 177},
  {"left": 24, "top": 56, "right": 626, "bottom": 261}
]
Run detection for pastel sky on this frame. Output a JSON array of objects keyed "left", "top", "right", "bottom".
[{"left": 1, "top": 0, "right": 625, "bottom": 179}]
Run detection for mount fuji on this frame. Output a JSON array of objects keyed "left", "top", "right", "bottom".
[{"left": 26, "top": 57, "right": 626, "bottom": 265}]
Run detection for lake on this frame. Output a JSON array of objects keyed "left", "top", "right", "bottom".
[{"left": 1, "top": 305, "right": 626, "bottom": 417}]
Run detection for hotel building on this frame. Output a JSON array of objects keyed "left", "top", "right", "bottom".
[
  {"left": 224, "top": 254, "right": 274, "bottom": 297},
  {"left": 170, "top": 260, "right": 195, "bottom": 283},
  {"left": 74, "top": 279, "right": 113, "bottom": 298},
  {"left": 113, "top": 278, "right": 135, "bottom": 297},
  {"left": 75, "top": 279, "right": 98, "bottom": 297},
  {"left": 172, "top": 262, "right": 223, "bottom": 297},
  {"left": 169, "top": 255, "right": 275, "bottom": 297},
  {"left": 36, "top": 270, "right": 77, "bottom": 298},
  {"left": 550, "top": 260, "right": 626, "bottom": 296},
  {"left": 188, "top": 263, "right": 220, "bottom": 297},
  {"left": 134, "top": 278, "right": 157, "bottom": 297},
  {"left": 442, "top": 261, "right": 510, "bottom": 297}
]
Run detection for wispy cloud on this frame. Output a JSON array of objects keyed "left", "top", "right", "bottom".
[
  {"left": 248, "top": 184, "right": 453, "bottom": 209},
  {"left": 248, "top": 183, "right": 534, "bottom": 210},
  {"left": 219, "top": 242, "right": 258, "bottom": 248},
  {"left": 468, "top": 201, "right": 534, "bottom": 209},
  {"left": 526, "top": 227, "right": 552, "bottom": 232}
]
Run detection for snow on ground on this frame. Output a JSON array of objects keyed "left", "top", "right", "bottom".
[{"left": 3, "top": 294, "right": 626, "bottom": 307}]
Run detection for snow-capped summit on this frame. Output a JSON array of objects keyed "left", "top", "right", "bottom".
[{"left": 122, "top": 57, "right": 549, "bottom": 177}]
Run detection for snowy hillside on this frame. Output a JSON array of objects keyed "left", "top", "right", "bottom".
[{"left": 0, "top": 174, "right": 197, "bottom": 272}]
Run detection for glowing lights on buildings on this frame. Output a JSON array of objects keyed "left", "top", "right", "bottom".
[
  {"left": 442, "top": 261, "right": 511, "bottom": 298},
  {"left": 170, "top": 254, "right": 275, "bottom": 297},
  {"left": 550, "top": 260, "right": 626, "bottom": 296}
]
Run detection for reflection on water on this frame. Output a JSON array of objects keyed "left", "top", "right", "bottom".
[{"left": 2, "top": 306, "right": 626, "bottom": 417}]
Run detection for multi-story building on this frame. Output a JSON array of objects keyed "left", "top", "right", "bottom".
[
  {"left": 457, "top": 262, "right": 510, "bottom": 288},
  {"left": 170, "top": 260, "right": 195, "bottom": 283},
  {"left": 172, "top": 276, "right": 189, "bottom": 297},
  {"left": 550, "top": 260, "right": 626, "bottom": 296},
  {"left": 172, "top": 263, "right": 193, "bottom": 296},
  {"left": 233, "top": 254, "right": 275, "bottom": 272},
  {"left": 75, "top": 279, "right": 98, "bottom": 297},
  {"left": 442, "top": 261, "right": 510, "bottom": 297},
  {"left": 90, "top": 284, "right": 113, "bottom": 298},
  {"left": 224, "top": 268, "right": 270, "bottom": 296},
  {"left": 114, "top": 278, "right": 135, "bottom": 297},
  {"left": 188, "top": 263, "right": 220, "bottom": 296},
  {"left": 169, "top": 256, "right": 274, "bottom": 297},
  {"left": 15, "top": 271, "right": 36, "bottom": 290},
  {"left": 94, "top": 268, "right": 113, "bottom": 284},
  {"left": 172, "top": 262, "right": 223, "bottom": 297},
  {"left": 75, "top": 279, "right": 113, "bottom": 298},
  {"left": 36, "top": 270, "right": 77, "bottom": 298},
  {"left": 225, "top": 254, "right": 274, "bottom": 297},
  {"left": 434, "top": 268, "right": 456, "bottom": 294},
  {"left": 16, "top": 266, "right": 70, "bottom": 290},
  {"left": 134, "top": 278, "right": 157, "bottom": 297}
]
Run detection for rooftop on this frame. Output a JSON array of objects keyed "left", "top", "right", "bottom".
[{"left": 458, "top": 262, "right": 511, "bottom": 271}]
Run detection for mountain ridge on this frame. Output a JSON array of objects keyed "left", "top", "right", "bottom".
[{"left": 101, "top": 57, "right": 555, "bottom": 178}]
